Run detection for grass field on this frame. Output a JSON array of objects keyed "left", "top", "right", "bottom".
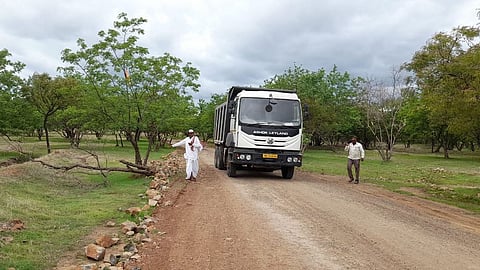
[
  {"left": 0, "top": 136, "right": 174, "bottom": 270},
  {"left": 302, "top": 146, "right": 480, "bottom": 213}
]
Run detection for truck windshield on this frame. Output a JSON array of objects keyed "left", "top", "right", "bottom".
[{"left": 239, "top": 97, "right": 301, "bottom": 127}]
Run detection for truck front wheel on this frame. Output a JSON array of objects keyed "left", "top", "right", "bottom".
[
  {"left": 281, "top": 166, "right": 295, "bottom": 179},
  {"left": 227, "top": 153, "right": 237, "bottom": 177},
  {"left": 227, "top": 163, "right": 237, "bottom": 177}
]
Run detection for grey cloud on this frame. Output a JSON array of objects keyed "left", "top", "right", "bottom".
[{"left": 1, "top": 0, "right": 478, "bottom": 97}]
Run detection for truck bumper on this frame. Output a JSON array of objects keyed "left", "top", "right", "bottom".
[{"left": 230, "top": 148, "right": 302, "bottom": 168}]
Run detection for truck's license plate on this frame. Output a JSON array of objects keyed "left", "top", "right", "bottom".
[{"left": 262, "top": 153, "right": 278, "bottom": 159}]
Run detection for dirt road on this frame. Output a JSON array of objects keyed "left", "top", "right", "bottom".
[{"left": 130, "top": 148, "right": 480, "bottom": 270}]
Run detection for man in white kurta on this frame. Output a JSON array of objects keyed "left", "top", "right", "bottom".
[{"left": 172, "top": 129, "right": 203, "bottom": 181}]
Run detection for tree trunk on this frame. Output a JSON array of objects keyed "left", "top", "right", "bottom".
[
  {"left": 43, "top": 116, "right": 51, "bottom": 154},
  {"left": 125, "top": 131, "right": 142, "bottom": 165},
  {"left": 118, "top": 132, "right": 124, "bottom": 147},
  {"left": 36, "top": 128, "right": 43, "bottom": 141},
  {"left": 443, "top": 135, "right": 450, "bottom": 159},
  {"left": 143, "top": 131, "right": 156, "bottom": 166}
]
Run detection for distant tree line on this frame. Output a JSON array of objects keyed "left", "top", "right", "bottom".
[{"left": 1, "top": 12, "right": 480, "bottom": 161}]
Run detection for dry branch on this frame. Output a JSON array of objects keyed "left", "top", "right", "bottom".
[{"left": 32, "top": 159, "right": 156, "bottom": 176}]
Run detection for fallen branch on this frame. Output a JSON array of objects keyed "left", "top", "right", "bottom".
[{"left": 32, "top": 159, "right": 156, "bottom": 176}]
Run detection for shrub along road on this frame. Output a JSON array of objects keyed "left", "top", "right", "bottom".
[{"left": 129, "top": 148, "right": 480, "bottom": 269}]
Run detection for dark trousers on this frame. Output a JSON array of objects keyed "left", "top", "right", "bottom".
[{"left": 347, "top": 159, "right": 361, "bottom": 181}]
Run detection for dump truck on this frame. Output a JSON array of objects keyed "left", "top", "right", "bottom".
[{"left": 213, "top": 86, "right": 303, "bottom": 179}]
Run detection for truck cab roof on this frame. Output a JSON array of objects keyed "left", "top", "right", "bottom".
[{"left": 228, "top": 86, "right": 297, "bottom": 102}]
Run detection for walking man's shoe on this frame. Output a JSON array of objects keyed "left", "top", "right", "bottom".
[
  {"left": 354, "top": 180, "right": 359, "bottom": 184},
  {"left": 348, "top": 179, "right": 354, "bottom": 183}
]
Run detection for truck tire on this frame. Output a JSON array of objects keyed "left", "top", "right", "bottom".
[
  {"left": 281, "top": 166, "right": 294, "bottom": 179},
  {"left": 218, "top": 146, "right": 226, "bottom": 170},
  {"left": 227, "top": 154, "right": 237, "bottom": 177},
  {"left": 227, "top": 162, "right": 237, "bottom": 177},
  {"left": 214, "top": 147, "right": 219, "bottom": 168}
]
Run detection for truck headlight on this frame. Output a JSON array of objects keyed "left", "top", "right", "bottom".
[
  {"left": 246, "top": 154, "right": 252, "bottom": 161},
  {"left": 239, "top": 154, "right": 245, "bottom": 160},
  {"left": 293, "top": 157, "right": 298, "bottom": 162},
  {"left": 287, "top": 157, "right": 293, "bottom": 162}
]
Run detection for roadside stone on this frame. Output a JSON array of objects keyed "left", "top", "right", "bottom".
[
  {"left": 95, "top": 235, "right": 116, "bottom": 248},
  {"left": 160, "top": 179, "right": 169, "bottom": 185},
  {"left": 130, "top": 254, "right": 141, "bottom": 260},
  {"left": 142, "top": 218, "right": 156, "bottom": 227},
  {"left": 124, "top": 242, "right": 138, "bottom": 253},
  {"left": 153, "top": 194, "right": 162, "bottom": 201},
  {"left": 79, "top": 264, "right": 98, "bottom": 270},
  {"left": 142, "top": 204, "right": 150, "bottom": 211},
  {"left": 105, "top": 221, "right": 116, "bottom": 227},
  {"left": 125, "top": 207, "right": 142, "bottom": 216},
  {"left": 126, "top": 231, "right": 135, "bottom": 237},
  {"left": 104, "top": 267, "right": 122, "bottom": 270},
  {"left": 121, "top": 221, "right": 137, "bottom": 233},
  {"left": 122, "top": 251, "right": 134, "bottom": 258},
  {"left": 148, "top": 199, "right": 158, "bottom": 207},
  {"left": 164, "top": 200, "right": 173, "bottom": 207},
  {"left": 133, "top": 233, "right": 147, "bottom": 243},
  {"left": 149, "top": 180, "right": 160, "bottom": 189},
  {"left": 85, "top": 244, "right": 106, "bottom": 261},
  {"left": 137, "top": 224, "right": 147, "bottom": 233},
  {"left": 105, "top": 253, "right": 122, "bottom": 266},
  {"left": 141, "top": 237, "right": 152, "bottom": 243},
  {"left": 145, "top": 189, "right": 159, "bottom": 199},
  {"left": 97, "top": 263, "right": 111, "bottom": 270}
]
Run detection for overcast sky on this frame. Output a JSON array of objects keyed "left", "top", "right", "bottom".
[{"left": 1, "top": 0, "right": 478, "bottom": 99}]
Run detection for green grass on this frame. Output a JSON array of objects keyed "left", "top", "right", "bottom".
[
  {"left": 0, "top": 137, "right": 174, "bottom": 270},
  {"left": 302, "top": 147, "right": 480, "bottom": 213},
  {"left": 0, "top": 151, "right": 21, "bottom": 162}
]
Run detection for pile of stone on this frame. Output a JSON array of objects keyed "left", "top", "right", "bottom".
[
  {"left": 57, "top": 151, "right": 185, "bottom": 269},
  {"left": 80, "top": 218, "right": 155, "bottom": 269}
]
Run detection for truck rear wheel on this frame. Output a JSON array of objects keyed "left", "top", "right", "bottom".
[
  {"left": 214, "top": 147, "right": 219, "bottom": 168},
  {"left": 218, "top": 146, "right": 226, "bottom": 170},
  {"left": 281, "top": 166, "right": 295, "bottom": 179}
]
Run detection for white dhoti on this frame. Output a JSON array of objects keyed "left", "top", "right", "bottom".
[{"left": 186, "top": 158, "right": 199, "bottom": 179}]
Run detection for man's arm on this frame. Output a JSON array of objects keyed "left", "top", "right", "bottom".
[{"left": 172, "top": 138, "right": 187, "bottom": 148}]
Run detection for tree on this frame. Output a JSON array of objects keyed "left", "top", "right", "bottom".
[
  {"left": 358, "top": 67, "right": 407, "bottom": 161},
  {"left": 22, "top": 74, "right": 80, "bottom": 153},
  {"left": 197, "top": 93, "right": 227, "bottom": 142},
  {"left": 60, "top": 13, "right": 200, "bottom": 165},
  {"left": 264, "top": 65, "right": 362, "bottom": 147},
  {"left": 397, "top": 86, "right": 430, "bottom": 148},
  {"left": 0, "top": 49, "right": 41, "bottom": 139},
  {"left": 405, "top": 26, "right": 480, "bottom": 158}
]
